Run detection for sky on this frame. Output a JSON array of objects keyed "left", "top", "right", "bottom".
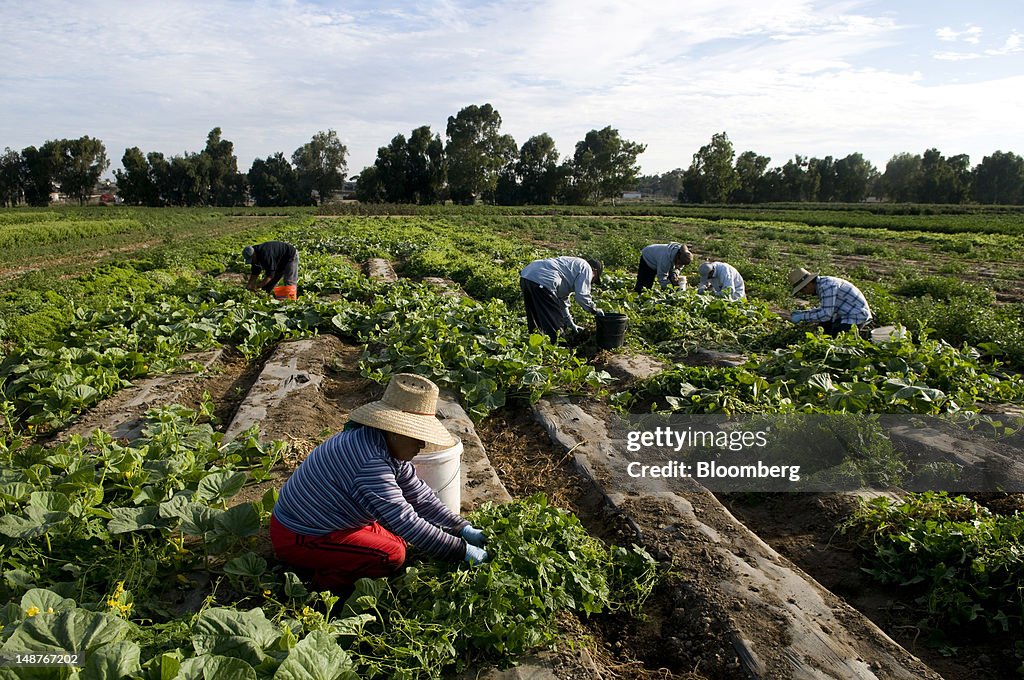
[{"left": 1, "top": 0, "right": 1022, "bottom": 179}]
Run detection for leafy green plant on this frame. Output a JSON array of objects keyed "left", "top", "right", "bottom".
[
  {"left": 342, "top": 495, "right": 659, "bottom": 677},
  {"left": 844, "top": 493, "right": 1024, "bottom": 638}
]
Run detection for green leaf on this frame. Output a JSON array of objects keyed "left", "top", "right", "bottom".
[
  {"left": 108, "top": 506, "right": 170, "bottom": 534},
  {"left": 0, "top": 482, "right": 32, "bottom": 503},
  {"left": 70, "top": 383, "right": 101, "bottom": 403},
  {"left": 224, "top": 553, "right": 267, "bottom": 579},
  {"left": 283, "top": 573, "right": 308, "bottom": 601},
  {"left": 329, "top": 614, "right": 374, "bottom": 638},
  {"left": 196, "top": 472, "right": 247, "bottom": 505},
  {"left": 161, "top": 497, "right": 219, "bottom": 535},
  {"left": 150, "top": 652, "right": 182, "bottom": 680},
  {"left": 2, "top": 609, "right": 130, "bottom": 654},
  {"left": 191, "top": 608, "right": 280, "bottom": 667},
  {"left": 273, "top": 630, "right": 359, "bottom": 680},
  {"left": 82, "top": 640, "right": 142, "bottom": 679},
  {"left": 177, "top": 655, "right": 258, "bottom": 680},
  {"left": 0, "top": 514, "right": 46, "bottom": 539},
  {"left": 20, "top": 589, "right": 76, "bottom": 616},
  {"left": 214, "top": 503, "right": 260, "bottom": 538},
  {"left": 4, "top": 570, "right": 36, "bottom": 592},
  {"left": 807, "top": 373, "right": 835, "bottom": 392}
]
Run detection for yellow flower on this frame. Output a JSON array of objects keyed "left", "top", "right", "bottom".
[
  {"left": 106, "top": 581, "right": 133, "bottom": 617},
  {"left": 25, "top": 606, "right": 40, "bottom": 617}
]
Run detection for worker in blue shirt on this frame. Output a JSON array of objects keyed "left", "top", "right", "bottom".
[
  {"left": 520, "top": 256, "right": 604, "bottom": 342},
  {"left": 636, "top": 243, "right": 692, "bottom": 291}
]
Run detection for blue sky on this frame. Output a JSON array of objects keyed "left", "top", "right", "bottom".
[{"left": 1, "top": 0, "right": 1021, "bottom": 178}]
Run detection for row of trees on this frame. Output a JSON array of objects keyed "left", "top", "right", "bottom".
[
  {"left": 0, "top": 137, "right": 110, "bottom": 207},
  {"left": 638, "top": 132, "right": 1024, "bottom": 205},
  {"left": 3, "top": 111, "right": 1023, "bottom": 207},
  {"left": 0, "top": 128, "right": 348, "bottom": 208},
  {"left": 115, "top": 128, "right": 348, "bottom": 207},
  {"left": 354, "top": 105, "right": 646, "bottom": 205}
]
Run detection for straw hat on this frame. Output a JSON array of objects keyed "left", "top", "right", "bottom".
[
  {"left": 348, "top": 373, "right": 455, "bottom": 447},
  {"left": 789, "top": 267, "right": 818, "bottom": 295}
]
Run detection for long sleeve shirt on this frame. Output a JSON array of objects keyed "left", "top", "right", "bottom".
[
  {"left": 272, "top": 426, "right": 468, "bottom": 561},
  {"left": 697, "top": 262, "right": 746, "bottom": 301},
  {"left": 791, "top": 276, "right": 872, "bottom": 326},
  {"left": 519, "top": 257, "right": 599, "bottom": 329},
  {"left": 251, "top": 241, "right": 297, "bottom": 276},
  {"left": 640, "top": 243, "right": 685, "bottom": 286}
]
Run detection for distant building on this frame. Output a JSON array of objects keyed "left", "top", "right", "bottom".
[{"left": 622, "top": 191, "right": 642, "bottom": 200}]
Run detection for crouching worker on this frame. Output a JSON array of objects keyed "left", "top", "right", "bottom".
[
  {"left": 519, "top": 256, "right": 604, "bottom": 343},
  {"left": 243, "top": 241, "right": 299, "bottom": 294},
  {"left": 789, "top": 267, "right": 872, "bottom": 336},
  {"left": 697, "top": 261, "right": 746, "bottom": 301},
  {"left": 270, "top": 373, "right": 488, "bottom": 589},
  {"left": 636, "top": 242, "right": 692, "bottom": 291}
]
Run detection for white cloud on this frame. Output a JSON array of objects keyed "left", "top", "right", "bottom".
[
  {"left": 936, "top": 24, "right": 983, "bottom": 44},
  {"left": 932, "top": 28, "right": 1022, "bottom": 62},
  {"left": 986, "top": 31, "right": 1024, "bottom": 55}
]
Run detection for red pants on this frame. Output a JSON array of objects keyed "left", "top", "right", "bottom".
[{"left": 270, "top": 515, "right": 406, "bottom": 589}]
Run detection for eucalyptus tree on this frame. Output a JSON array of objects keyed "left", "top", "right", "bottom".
[
  {"left": 445, "top": 104, "right": 516, "bottom": 203},
  {"left": 682, "top": 132, "right": 737, "bottom": 203},
  {"left": 566, "top": 126, "right": 646, "bottom": 204},
  {"left": 292, "top": 130, "right": 348, "bottom": 205}
]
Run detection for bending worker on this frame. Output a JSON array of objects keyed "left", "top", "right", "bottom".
[
  {"left": 636, "top": 242, "right": 692, "bottom": 291},
  {"left": 789, "top": 267, "right": 872, "bottom": 336},
  {"left": 520, "top": 256, "right": 604, "bottom": 342},
  {"left": 697, "top": 261, "right": 746, "bottom": 301},
  {"left": 270, "top": 373, "right": 489, "bottom": 589},
  {"left": 243, "top": 241, "right": 299, "bottom": 294}
]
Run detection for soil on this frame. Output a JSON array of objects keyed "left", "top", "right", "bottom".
[{"left": 478, "top": 408, "right": 732, "bottom": 679}]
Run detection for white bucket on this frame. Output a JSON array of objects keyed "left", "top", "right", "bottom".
[
  {"left": 870, "top": 325, "right": 907, "bottom": 344},
  {"left": 413, "top": 439, "right": 463, "bottom": 514}
]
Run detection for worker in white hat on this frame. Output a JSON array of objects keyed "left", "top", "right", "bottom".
[
  {"left": 788, "top": 267, "right": 871, "bottom": 336},
  {"left": 697, "top": 261, "right": 746, "bottom": 301},
  {"left": 270, "top": 373, "right": 488, "bottom": 589}
]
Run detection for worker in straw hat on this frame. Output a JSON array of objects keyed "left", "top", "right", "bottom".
[
  {"left": 270, "top": 373, "right": 488, "bottom": 589},
  {"left": 519, "top": 255, "right": 604, "bottom": 343},
  {"left": 242, "top": 240, "right": 299, "bottom": 294},
  {"left": 788, "top": 267, "right": 872, "bottom": 336},
  {"left": 635, "top": 242, "right": 692, "bottom": 292}
]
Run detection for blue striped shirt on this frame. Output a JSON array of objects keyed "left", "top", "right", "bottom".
[
  {"left": 272, "top": 426, "right": 468, "bottom": 561},
  {"left": 791, "top": 276, "right": 872, "bottom": 326}
]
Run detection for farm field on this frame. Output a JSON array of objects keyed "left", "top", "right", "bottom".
[{"left": 1, "top": 205, "right": 1024, "bottom": 679}]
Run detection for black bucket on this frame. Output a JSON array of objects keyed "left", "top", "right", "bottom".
[{"left": 595, "top": 312, "right": 628, "bottom": 350}]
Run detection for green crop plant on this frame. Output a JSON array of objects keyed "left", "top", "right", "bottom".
[{"left": 844, "top": 493, "right": 1024, "bottom": 643}]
